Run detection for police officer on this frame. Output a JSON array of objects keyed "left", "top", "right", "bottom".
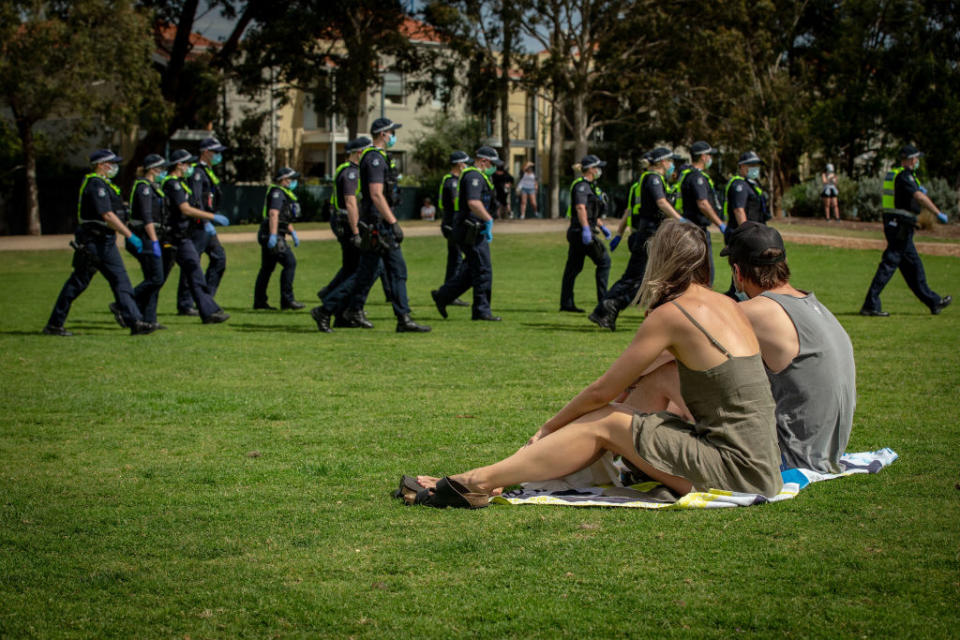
[
  {"left": 588, "top": 146, "right": 682, "bottom": 331},
  {"left": 254, "top": 167, "right": 305, "bottom": 310},
  {"left": 860, "top": 144, "right": 952, "bottom": 316},
  {"left": 436, "top": 150, "right": 471, "bottom": 307},
  {"left": 162, "top": 148, "right": 230, "bottom": 324},
  {"left": 317, "top": 136, "right": 376, "bottom": 328},
  {"left": 722, "top": 151, "right": 770, "bottom": 298},
  {"left": 129, "top": 153, "right": 176, "bottom": 327},
  {"left": 310, "top": 117, "right": 430, "bottom": 333},
  {"left": 44, "top": 149, "right": 154, "bottom": 336},
  {"left": 177, "top": 137, "right": 228, "bottom": 316},
  {"left": 677, "top": 141, "right": 726, "bottom": 285},
  {"left": 560, "top": 154, "right": 612, "bottom": 313},
  {"left": 431, "top": 146, "right": 503, "bottom": 322}
]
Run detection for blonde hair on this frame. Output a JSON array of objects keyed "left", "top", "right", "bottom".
[
  {"left": 571, "top": 163, "right": 583, "bottom": 173},
  {"left": 636, "top": 220, "right": 711, "bottom": 310}
]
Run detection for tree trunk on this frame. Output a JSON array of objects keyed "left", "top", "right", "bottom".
[
  {"left": 572, "top": 93, "right": 588, "bottom": 161},
  {"left": 549, "top": 97, "right": 561, "bottom": 218},
  {"left": 17, "top": 118, "right": 41, "bottom": 236},
  {"left": 499, "top": 6, "right": 513, "bottom": 173}
]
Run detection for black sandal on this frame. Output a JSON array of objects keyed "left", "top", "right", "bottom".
[
  {"left": 393, "top": 475, "right": 422, "bottom": 504},
  {"left": 394, "top": 476, "right": 489, "bottom": 509}
]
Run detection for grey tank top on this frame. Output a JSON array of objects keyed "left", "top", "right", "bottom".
[{"left": 760, "top": 292, "right": 856, "bottom": 473}]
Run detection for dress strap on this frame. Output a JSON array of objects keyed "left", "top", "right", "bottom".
[{"left": 671, "top": 301, "right": 732, "bottom": 358}]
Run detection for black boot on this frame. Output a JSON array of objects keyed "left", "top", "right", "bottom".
[
  {"left": 310, "top": 306, "right": 333, "bottom": 333},
  {"left": 396, "top": 314, "right": 431, "bottom": 333}
]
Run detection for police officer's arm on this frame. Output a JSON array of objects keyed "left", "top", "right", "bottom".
[
  {"left": 343, "top": 194, "right": 359, "bottom": 235},
  {"left": 914, "top": 190, "right": 942, "bottom": 215},
  {"left": 267, "top": 208, "right": 279, "bottom": 236},
  {"left": 656, "top": 197, "right": 682, "bottom": 220},
  {"left": 731, "top": 207, "right": 747, "bottom": 225},
  {"left": 368, "top": 183, "right": 396, "bottom": 224},
  {"left": 134, "top": 185, "right": 159, "bottom": 242},
  {"left": 468, "top": 198, "right": 493, "bottom": 222},
  {"left": 101, "top": 211, "right": 136, "bottom": 239},
  {"left": 575, "top": 204, "right": 589, "bottom": 229},
  {"left": 697, "top": 199, "right": 724, "bottom": 228},
  {"left": 178, "top": 201, "right": 217, "bottom": 221}
]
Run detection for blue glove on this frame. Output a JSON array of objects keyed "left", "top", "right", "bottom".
[
  {"left": 581, "top": 227, "right": 592, "bottom": 245},
  {"left": 204, "top": 221, "right": 217, "bottom": 236},
  {"left": 291, "top": 229, "right": 300, "bottom": 247},
  {"left": 127, "top": 234, "right": 143, "bottom": 254},
  {"left": 481, "top": 219, "right": 494, "bottom": 243},
  {"left": 267, "top": 233, "right": 278, "bottom": 249},
  {"left": 600, "top": 226, "right": 611, "bottom": 239},
  {"left": 212, "top": 214, "right": 230, "bottom": 226},
  {"left": 609, "top": 235, "right": 621, "bottom": 252},
  {"left": 151, "top": 240, "right": 162, "bottom": 257},
  {"left": 918, "top": 185, "right": 928, "bottom": 195},
  {"left": 937, "top": 212, "right": 948, "bottom": 224},
  {"left": 719, "top": 223, "right": 727, "bottom": 234}
]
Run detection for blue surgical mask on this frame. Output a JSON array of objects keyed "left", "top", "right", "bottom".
[
  {"left": 212, "top": 153, "right": 223, "bottom": 166},
  {"left": 704, "top": 156, "right": 713, "bottom": 170},
  {"left": 747, "top": 166, "right": 761, "bottom": 180},
  {"left": 183, "top": 165, "right": 195, "bottom": 178},
  {"left": 289, "top": 180, "right": 298, "bottom": 190},
  {"left": 665, "top": 163, "right": 675, "bottom": 178},
  {"left": 594, "top": 168, "right": 603, "bottom": 179},
  {"left": 106, "top": 163, "right": 119, "bottom": 179},
  {"left": 483, "top": 165, "right": 496, "bottom": 177},
  {"left": 387, "top": 133, "right": 397, "bottom": 148},
  {"left": 154, "top": 170, "right": 167, "bottom": 182}
]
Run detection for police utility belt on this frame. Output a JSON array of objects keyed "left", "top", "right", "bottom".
[
  {"left": 357, "top": 220, "right": 397, "bottom": 254},
  {"left": 330, "top": 208, "right": 350, "bottom": 240}
]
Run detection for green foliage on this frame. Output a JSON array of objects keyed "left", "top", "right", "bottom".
[
  {"left": 783, "top": 174, "right": 858, "bottom": 219},
  {"left": 223, "top": 109, "right": 270, "bottom": 183},
  {"left": 411, "top": 112, "right": 486, "bottom": 197}
]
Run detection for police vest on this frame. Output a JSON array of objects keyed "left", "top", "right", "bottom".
[
  {"left": 625, "top": 171, "right": 661, "bottom": 228},
  {"left": 262, "top": 184, "right": 299, "bottom": 226},
  {"left": 676, "top": 168, "right": 717, "bottom": 225},
  {"left": 129, "top": 177, "right": 167, "bottom": 226},
  {"left": 191, "top": 162, "right": 222, "bottom": 211},
  {"left": 77, "top": 173, "right": 123, "bottom": 225},
  {"left": 723, "top": 175, "right": 766, "bottom": 226},
  {"left": 160, "top": 174, "right": 197, "bottom": 232},
  {"left": 565, "top": 176, "right": 603, "bottom": 229},
  {"left": 454, "top": 166, "right": 494, "bottom": 221},
  {"left": 359, "top": 147, "right": 398, "bottom": 213},
  {"left": 882, "top": 166, "right": 921, "bottom": 214},
  {"left": 330, "top": 161, "right": 360, "bottom": 211}
]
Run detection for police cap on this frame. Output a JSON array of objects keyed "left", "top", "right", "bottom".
[
  {"left": 647, "top": 147, "right": 677, "bottom": 164},
  {"left": 142, "top": 154, "right": 166, "bottom": 171},
  {"left": 690, "top": 141, "right": 718, "bottom": 156},
  {"left": 475, "top": 146, "right": 503, "bottom": 165},
  {"left": 449, "top": 150, "right": 471, "bottom": 164},
  {"left": 165, "top": 149, "right": 197, "bottom": 167},
  {"left": 199, "top": 137, "right": 227, "bottom": 152},
  {"left": 899, "top": 144, "right": 923, "bottom": 159},
  {"left": 719, "top": 222, "right": 786, "bottom": 264},
  {"left": 90, "top": 149, "right": 122, "bottom": 164},
  {"left": 580, "top": 154, "right": 606, "bottom": 169},
  {"left": 275, "top": 167, "right": 300, "bottom": 182},
  {"left": 346, "top": 137, "right": 371, "bottom": 153},
  {"left": 371, "top": 117, "right": 402, "bottom": 135},
  {"left": 737, "top": 151, "right": 766, "bottom": 166}
]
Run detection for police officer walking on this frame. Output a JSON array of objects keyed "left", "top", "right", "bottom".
[
  {"left": 860, "top": 144, "right": 952, "bottom": 316},
  {"left": 588, "top": 147, "right": 682, "bottom": 331},
  {"left": 129, "top": 153, "right": 176, "bottom": 327},
  {"left": 254, "top": 167, "right": 305, "bottom": 310},
  {"left": 431, "top": 146, "right": 503, "bottom": 322},
  {"left": 722, "top": 151, "right": 770, "bottom": 298},
  {"left": 677, "top": 141, "right": 726, "bottom": 285},
  {"left": 560, "top": 154, "right": 612, "bottom": 313},
  {"left": 162, "top": 148, "right": 230, "bottom": 324},
  {"left": 177, "top": 137, "right": 228, "bottom": 316},
  {"left": 310, "top": 117, "right": 430, "bottom": 333},
  {"left": 44, "top": 149, "right": 154, "bottom": 336},
  {"left": 436, "top": 150, "right": 471, "bottom": 308}
]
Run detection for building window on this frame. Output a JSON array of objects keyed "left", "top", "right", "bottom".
[
  {"left": 383, "top": 71, "right": 405, "bottom": 106},
  {"left": 303, "top": 95, "right": 318, "bottom": 130}
]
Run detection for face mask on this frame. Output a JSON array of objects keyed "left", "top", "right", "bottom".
[
  {"left": 183, "top": 165, "right": 195, "bottom": 178},
  {"left": 664, "top": 163, "right": 675, "bottom": 178},
  {"left": 387, "top": 133, "right": 397, "bottom": 148},
  {"left": 747, "top": 166, "right": 761, "bottom": 180},
  {"left": 154, "top": 170, "right": 167, "bottom": 182},
  {"left": 106, "top": 163, "right": 119, "bottom": 179},
  {"left": 289, "top": 180, "right": 298, "bottom": 190},
  {"left": 212, "top": 153, "right": 223, "bottom": 166},
  {"left": 594, "top": 168, "right": 603, "bottom": 179},
  {"left": 483, "top": 165, "right": 496, "bottom": 177},
  {"left": 704, "top": 156, "right": 713, "bottom": 170}
]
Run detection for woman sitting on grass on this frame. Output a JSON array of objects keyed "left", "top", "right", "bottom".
[{"left": 398, "top": 219, "right": 783, "bottom": 508}]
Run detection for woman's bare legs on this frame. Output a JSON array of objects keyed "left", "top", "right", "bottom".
[
  {"left": 619, "top": 359, "right": 692, "bottom": 422},
  {"left": 830, "top": 197, "right": 840, "bottom": 220}
]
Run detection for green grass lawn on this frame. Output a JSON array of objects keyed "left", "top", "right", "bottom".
[{"left": 1, "top": 232, "right": 958, "bottom": 638}]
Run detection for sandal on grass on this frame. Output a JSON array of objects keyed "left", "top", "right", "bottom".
[
  {"left": 394, "top": 476, "right": 489, "bottom": 509},
  {"left": 393, "top": 475, "right": 422, "bottom": 504}
]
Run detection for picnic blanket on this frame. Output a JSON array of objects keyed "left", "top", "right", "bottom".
[{"left": 491, "top": 448, "right": 898, "bottom": 509}]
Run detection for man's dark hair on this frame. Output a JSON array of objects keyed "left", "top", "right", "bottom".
[{"left": 731, "top": 249, "right": 791, "bottom": 289}]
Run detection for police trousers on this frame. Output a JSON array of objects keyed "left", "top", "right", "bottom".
[
  {"left": 863, "top": 213, "right": 940, "bottom": 311},
  {"left": 47, "top": 230, "right": 142, "bottom": 328},
  {"left": 177, "top": 225, "right": 226, "bottom": 311},
  {"left": 434, "top": 235, "right": 493, "bottom": 318},
  {"left": 174, "top": 228, "right": 222, "bottom": 319},
  {"left": 593, "top": 222, "right": 658, "bottom": 318},
  {"left": 254, "top": 238, "right": 297, "bottom": 306},
  {"left": 442, "top": 224, "right": 463, "bottom": 284},
  {"left": 133, "top": 245, "right": 177, "bottom": 323},
  {"left": 322, "top": 223, "right": 408, "bottom": 317},
  {"left": 561, "top": 227, "right": 610, "bottom": 309}
]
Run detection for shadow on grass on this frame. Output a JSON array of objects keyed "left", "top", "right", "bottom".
[
  {"left": 519, "top": 322, "right": 605, "bottom": 333},
  {"left": 227, "top": 322, "right": 319, "bottom": 333}
]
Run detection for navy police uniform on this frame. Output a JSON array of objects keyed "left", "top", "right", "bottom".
[
  {"left": 46, "top": 159, "right": 144, "bottom": 331},
  {"left": 439, "top": 171, "right": 463, "bottom": 283},
  {"left": 722, "top": 166, "right": 769, "bottom": 298},
  {"left": 254, "top": 181, "right": 301, "bottom": 307},
  {"left": 129, "top": 165, "right": 176, "bottom": 323},
  {"left": 321, "top": 160, "right": 363, "bottom": 301},
  {"left": 560, "top": 176, "right": 610, "bottom": 310},
  {"left": 678, "top": 167, "right": 720, "bottom": 284}
]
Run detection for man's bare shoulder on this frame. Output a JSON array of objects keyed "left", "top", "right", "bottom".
[{"left": 739, "top": 294, "right": 783, "bottom": 321}]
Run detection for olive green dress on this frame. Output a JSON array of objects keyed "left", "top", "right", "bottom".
[{"left": 631, "top": 302, "right": 783, "bottom": 498}]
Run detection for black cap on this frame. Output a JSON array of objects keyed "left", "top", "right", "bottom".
[
  {"left": 475, "top": 146, "right": 503, "bottom": 165},
  {"left": 346, "top": 137, "right": 371, "bottom": 153},
  {"left": 647, "top": 147, "right": 676, "bottom": 164},
  {"left": 371, "top": 117, "right": 402, "bottom": 135},
  {"left": 142, "top": 154, "right": 166, "bottom": 170},
  {"left": 899, "top": 144, "right": 923, "bottom": 159},
  {"left": 719, "top": 222, "right": 786, "bottom": 264},
  {"left": 580, "top": 154, "right": 606, "bottom": 169},
  {"left": 738, "top": 151, "right": 765, "bottom": 166},
  {"left": 449, "top": 150, "right": 471, "bottom": 164},
  {"left": 199, "top": 137, "right": 226, "bottom": 152},
  {"left": 690, "top": 141, "right": 718, "bottom": 155},
  {"left": 89, "top": 149, "right": 122, "bottom": 164},
  {"left": 165, "top": 149, "right": 197, "bottom": 166},
  {"left": 275, "top": 167, "right": 300, "bottom": 181}
]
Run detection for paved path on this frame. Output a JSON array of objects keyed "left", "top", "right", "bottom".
[{"left": 2, "top": 218, "right": 958, "bottom": 257}]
